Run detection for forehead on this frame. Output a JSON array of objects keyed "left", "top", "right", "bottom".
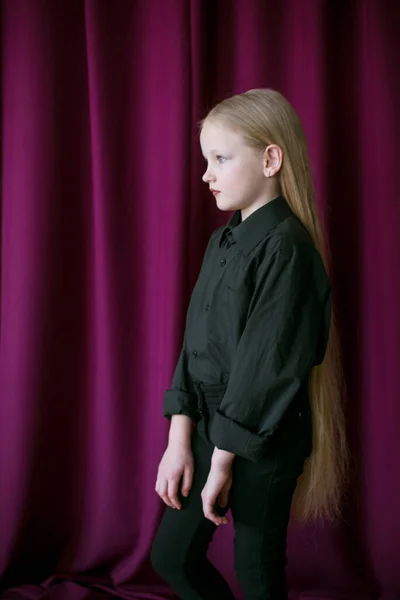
[{"left": 200, "top": 121, "right": 244, "bottom": 151}]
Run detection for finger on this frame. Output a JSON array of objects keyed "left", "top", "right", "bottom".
[
  {"left": 202, "top": 500, "right": 227, "bottom": 526},
  {"left": 158, "top": 480, "right": 175, "bottom": 509},
  {"left": 203, "top": 503, "right": 217, "bottom": 525},
  {"left": 216, "top": 501, "right": 230, "bottom": 524},
  {"left": 181, "top": 466, "right": 193, "bottom": 497},
  {"left": 168, "top": 478, "right": 181, "bottom": 510},
  {"left": 204, "top": 509, "right": 225, "bottom": 526},
  {"left": 201, "top": 489, "right": 218, "bottom": 524},
  {"left": 155, "top": 476, "right": 163, "bottom": 494}
]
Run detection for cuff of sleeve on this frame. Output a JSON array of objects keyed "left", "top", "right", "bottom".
[
  {"left": 163, "top": 389, "right": 199, "bottom": 422},
  {"left": 209, "top": 409, "right": 271, "bottom": 463}
]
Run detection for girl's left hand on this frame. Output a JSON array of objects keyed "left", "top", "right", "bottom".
[{"left": 201, "top": 463, "right": 232, "bottom": 526}]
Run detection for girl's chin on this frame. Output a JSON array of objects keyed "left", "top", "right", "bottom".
[{"left": 215, "top": 194, "right": 236, "bottom": 210}]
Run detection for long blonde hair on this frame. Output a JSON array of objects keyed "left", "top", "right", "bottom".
[{"left": 199, "top": 89, "right": 350, "bottom": 524}]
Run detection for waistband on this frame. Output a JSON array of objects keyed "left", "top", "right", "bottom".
[
  {"left": 198, "top": 382, "right": 228, "bottom": 395},
  {"left": 191, "top": 380, "right": 311, "bottom": 421},
  {"left": 192, "top": 381, "right": 227, "bottom": 413}
]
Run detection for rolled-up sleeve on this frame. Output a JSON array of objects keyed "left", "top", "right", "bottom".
[
  {"left": 163, "top": 331, "right": 199, "bottom": 422},
  {"left": 209, "top": 239, "right": 331, "bottom": 462}
]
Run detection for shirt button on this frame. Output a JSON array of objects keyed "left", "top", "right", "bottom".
[
  {"left": 220, "top": 258, "right": 226, "bottom": 266},
  {"left": 192, "top": 350, "right": 198, "bottom": 358},
  {"left": 205, "top": 304, "right": 210, "bottom": 311}
]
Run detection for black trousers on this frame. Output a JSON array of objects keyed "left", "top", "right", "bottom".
[{"left": 151, "top": 383, "right": 313, "bottom": 600}]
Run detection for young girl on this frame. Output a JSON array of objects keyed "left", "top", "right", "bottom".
[{"left": 151, "top": 89, "right": 350, "bottom": 600}]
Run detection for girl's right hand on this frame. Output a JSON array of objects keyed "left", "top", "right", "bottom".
[{"left": 155, "top": 442, "right": 194, "bottom": 510}]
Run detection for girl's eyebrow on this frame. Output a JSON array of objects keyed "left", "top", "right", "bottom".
[{"left": 201, "top": 149, "right": 220, "bottom": 158}]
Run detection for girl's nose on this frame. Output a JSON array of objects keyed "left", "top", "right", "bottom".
[{"left": 202, "top": 169, "right": 214, "bottom": 183}]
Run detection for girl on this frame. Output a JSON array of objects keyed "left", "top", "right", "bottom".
[{"left": 151, "top": 89, "right": 350, "bottom": 600}]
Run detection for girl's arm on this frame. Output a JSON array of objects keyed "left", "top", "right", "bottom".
[
  {"left": 168, "top": 414, "right": 193, "bottom": 447},
  {"left": 163, "top": 331, "right": 199, "bottom": 425},
  {"left": 212, "top": 447, "right": 235, "bottom": 467}
]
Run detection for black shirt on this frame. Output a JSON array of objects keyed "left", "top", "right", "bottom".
[{"left": 163, "top": 195, "right": 332, "bottom": 462}]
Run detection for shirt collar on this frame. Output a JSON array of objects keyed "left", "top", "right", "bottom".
[{"left": 218, "top": 195, "right": 293, "bottom": 255}]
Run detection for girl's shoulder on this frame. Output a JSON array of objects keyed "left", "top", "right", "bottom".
[
  {"left": 265, "top": 214, "right": 315, "bottom": 258},
  {"left": 262, "top": 217, "right": 330, "bottom": 285}
]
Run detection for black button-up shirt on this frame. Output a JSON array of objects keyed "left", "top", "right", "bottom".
[{"left": 163, "top": 195, "right": 332, "bottom": 462}]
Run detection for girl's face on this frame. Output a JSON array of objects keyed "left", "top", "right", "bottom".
[{"left": 199, "top": 120, "right": 280, "bottom": 219}]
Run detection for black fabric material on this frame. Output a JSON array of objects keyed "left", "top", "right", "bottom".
[
  {"left": 163, "top": 195, "right": 331, "bottom": 462},
  {"left": 153, "top": 391, "right": 312, "bottom": 599}
]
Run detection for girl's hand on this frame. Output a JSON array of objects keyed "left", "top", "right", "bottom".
[
  {"left": 155, "top": 442, "right": 194, "bottom": 510},
  {"left": 201, "top": 463, "right": 232, "bottom": 526}
]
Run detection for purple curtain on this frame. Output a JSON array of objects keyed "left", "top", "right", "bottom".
[{"left": 0, "top": 1, "right": 398, "bottom": 599}]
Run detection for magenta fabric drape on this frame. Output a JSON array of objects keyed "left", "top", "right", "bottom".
[{"left": 0, "top": 1, "right": 398, "bottom": 599}]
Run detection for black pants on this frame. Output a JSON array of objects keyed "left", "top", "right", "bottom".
[{"left": 151, "top": 383, "right": 312, "bottom": 600}]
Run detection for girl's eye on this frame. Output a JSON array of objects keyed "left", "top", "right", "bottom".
[{"left": 216, "top": 155, "right": 227, "bottom": 164}]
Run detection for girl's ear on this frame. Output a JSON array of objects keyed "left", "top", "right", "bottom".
[{"left": 262, "top": 144, "right": 283, "bottom": 178}]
